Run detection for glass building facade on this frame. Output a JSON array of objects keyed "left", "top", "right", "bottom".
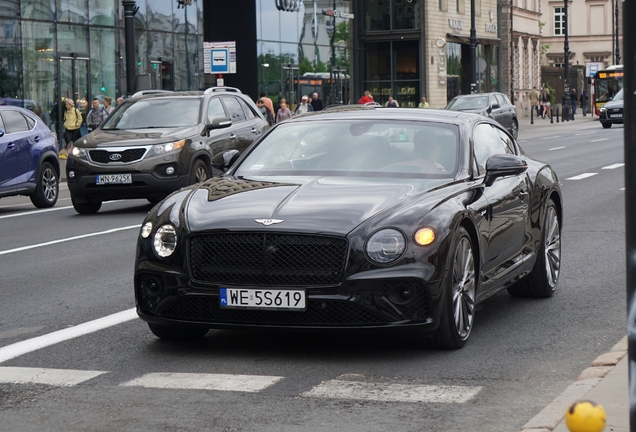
[{"left": 0, "top": 0, "right": 203, "bottom": 146}]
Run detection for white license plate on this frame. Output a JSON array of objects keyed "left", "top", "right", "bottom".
[
  {"left": 610, "top": 114, "right": 623, "bottom": 118},
  {"left": 96, "top": 173, "right": 132, "bottom": 185},
  {"left": 219, "top": 288, "right": 306, "bottom": 310}
]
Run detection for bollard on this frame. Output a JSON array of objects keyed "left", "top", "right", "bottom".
[
  {"left": 556, "top": 107, "right": 560, "bottom": 123},
  {"left": 564, "top": 400, "right": 606, "bottom": 432},
  {"left": 550, "top": 108, "right": 553, "bottom": 124},
  {"left": 531, "top": 108, "right": 534, "bottom": 125}
]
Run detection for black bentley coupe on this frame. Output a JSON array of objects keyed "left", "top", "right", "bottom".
[{"left": 134, "top": 107, "right": 562, "bottom": 349}]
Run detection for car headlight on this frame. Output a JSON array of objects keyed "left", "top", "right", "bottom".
[
  {"left": 366, "top": 228, "right": 406, "bottom": 264},
  {"left": 141, "top": 222, "right": 152, "bottom": 239},
  {"left": 600, "top": 107, "right": 607, "bottom": 112},
  {"left": 152, "top": 139, "right": 186, "bottom": 155},
  {"left": 71, "top": 147, "right": 87, "bottom": 159},
  {"left": 153, "top": 224, "right": 177, "bottom": 257},
  {"left": 414, "top": 227, "right": 436, "bottom": 246}
]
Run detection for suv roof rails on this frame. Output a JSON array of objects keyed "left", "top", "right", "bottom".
[
  {"left": 204, "top": 86, "right": 242, "bottom": 95},
  {"left": 131, "top": 90, "right": 174, "bottom": 98}
]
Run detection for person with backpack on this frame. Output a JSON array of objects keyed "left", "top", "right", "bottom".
[
  {"left": 257, "top": 98, "right": 274, "bottom": 126},
  {"left": 63, "top": 99, "right": 82, "bottom": 154},
  {"left": 86, "top": 98, "right": 109, "bottom": 132}
]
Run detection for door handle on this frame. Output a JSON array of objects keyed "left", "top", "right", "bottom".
[
  {"left": 7, "top": 143, "right": 15, "bottom": 149},
  {"left": 229, "top": 134, "right": 237, "bottom": 140},
  {"left": 34, "top": 136, "right": 40, "bottom": 142},
  {"left": 519, "top": 190, "right": 528, "bottom": 199},
  {"left": 251, "top": 128, "right": 258, "bottom": 134}
]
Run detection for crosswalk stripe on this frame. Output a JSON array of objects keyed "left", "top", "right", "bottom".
[
  {"left": 120, "top": 372, "right": 284, "bottom": 392},
  {"left": 0, "top": 366, "right": 107, "bottom": 386},
  {"left": 301, "top": 379, "right": 482, "bottom": 403}
]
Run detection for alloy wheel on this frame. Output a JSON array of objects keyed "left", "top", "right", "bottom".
[
  {"left": 543, "top": 205, "right": 561, "bottom": 288},
  {"left": 42, "top": 166, "right": 58, "bottom": 202},
  {"left": 452, "top": 236, "right": 476, "bottom": 340}
]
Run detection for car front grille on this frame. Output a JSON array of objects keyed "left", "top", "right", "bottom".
[
  {"left": 89, "top": 148, "right": 147, "bottom": 163},
  {"left": 160, "top": 295, "right": 387, "bottom": 326},
  {"left": 189, "top": 233, "right": 348, "bottom": 286}
]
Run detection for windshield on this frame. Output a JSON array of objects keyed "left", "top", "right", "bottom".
[
  {"left": 234, "top": 120, "right": 459, "bottom": 178},
  {"left": 445, "top": 96, "right": 489, "bottom": 111},
  {"left": 102, "top": 97, "right": 201, "bottom": 129},
  {"left": 611, "top": 89, "right": 624, "bottom": 101}
]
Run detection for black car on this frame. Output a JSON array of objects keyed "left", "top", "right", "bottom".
[
  {"left": 0, "top": 105, "right": 60, "bottom": 208},
  {"left": 445, "top": 92, "right": 519, "bottom": 139},
  {"left": 599, "top": 88, "right": 623, "bottom": 129},
  {"left": 134, "top": 107, "right": 562, "bottom": 349},
  {"left": 66, "top": 87, "right": 268, "bottom": 214}
]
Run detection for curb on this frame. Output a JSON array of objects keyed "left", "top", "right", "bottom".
[{"left": 519, "top": 336, "right": 628, "bottom": 432}]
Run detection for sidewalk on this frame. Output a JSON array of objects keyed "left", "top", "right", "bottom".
[
  {"left": 518, "top": 109, "right": 599, "bottom": 131},
  {"left": 520, "top": 336, "right": 628, "bottom": 432}
]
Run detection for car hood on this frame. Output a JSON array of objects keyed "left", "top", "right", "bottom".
[
  {"left": 603, "top": 99, "right": 623, "bottom": 109},
  {"left": 76, "top": 126, "right": 201, "bottom": 147},
  {"left": 183, "top": 176, "right": 449, "bottom": 235}
]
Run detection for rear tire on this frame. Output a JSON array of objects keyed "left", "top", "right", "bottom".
[
  {"left": 148, "top": 323, "right": 209, "bottom": 340},
  {"left": 508, "top": 199, "right": 561, "bottom": 298},
  {"left": 430, "top": 226, "right": 477, "bottom": 349},
  {"left": 190, "top": 159, "right": 210, "bottom": 184},
  {"left": 30, "top": 162, "right": 59, "bottom": 208},
  {"left": 601, "top": 122, "right": 612, "bottom": 129},
  {"left": 71, "top": 195, "right": 102, "bottom": 214}
]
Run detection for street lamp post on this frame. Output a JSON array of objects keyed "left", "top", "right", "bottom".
[
  {"left": 563, "top": 0, "right": 571, "bottom": 120},
  {"left": 122, "top": 0, "right": 138, "bottom": 96},
  {"left": 470, "top": 0, "right": 477, "bottom": 94},
  {"left": 177, "top": 0, "right": 192, "bottom": 90},
  {"left": 614, "top": 0, "right": 620, "bottom": 65}
]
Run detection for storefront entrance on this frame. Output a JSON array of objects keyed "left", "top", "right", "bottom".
[{"left": 57, "top": 55, "right": 90, "bottom": 148}]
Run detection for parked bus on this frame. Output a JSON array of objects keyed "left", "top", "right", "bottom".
[{"left": 593, "top": 65, "right": 623, "bottom": 116}]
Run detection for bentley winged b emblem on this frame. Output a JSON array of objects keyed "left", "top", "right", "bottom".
[{"left": 255, "top": 219, "right": 284, "bottom": 226}]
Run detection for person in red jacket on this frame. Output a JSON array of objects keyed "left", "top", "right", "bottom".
[{"left": 357, "top": 90, "right": 374, "bottom": 105}]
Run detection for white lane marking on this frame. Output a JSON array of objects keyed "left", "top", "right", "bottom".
[
  {"left": 602, "top": 163, "right": 624, "bottom": 170},
  {"left": 517, "top": 140, "right": 526, "bottom": 143},
  {"left": 121, "top": 373, "right": 284, "bottom": 392},
  {"left": 575, "top": 132, "right": 594, "bottom": 136},
  {"left": 591, "top": 138, "right": 608, "bottom": 142},
  {"left": 0, "top": 206, "right": 74, "bottom": 219},
  {"left": 566, "top": 173, "right": 598, "bottom": 181},
  {"left": 0, "top": 367, "right": 107, "bottom": 386},
  {"left": 0, "top": 224, "right": 140, "bottom": 256},
  {"left": 0, "top": 308, "right": 137, "bottom": 364},
  {"left": 549, "top": 146, "right": 566, "bottom": 151},
  {"left": 542, "top": 136, "right": 561, "bottom": 140},
  {"left": 302, "top": 379, "right": 482, "bottom": 403}
]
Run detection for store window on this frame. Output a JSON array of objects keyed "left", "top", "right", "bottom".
[
  {"left": 56, "top": 0, "right": 88, "bottom": 24},
  {"left": 90, "top": 27, "right": 116, "bottom": 99},
  {"left": 0, "top": 19, "right": 22, "bottom": 99},
  {"left": 148, "top": 0, "right": 173, "bottom": 32},
  {"left": 89, "top": 0, "right": 115, "bottom": 26},
  {"left": 0, "top": 1, "right": 19, "bottom": 17},
  {"left": 446, "top": 42, "right": 462, "bottom": 102},
  {"left": 21, "top": 0, "right": 54, "bottom": 20},
  {"left": 554, "top": 7, "right": 565, "bottom": 36},
  {"left": 364, "top": 40, "right": 419, "bottom": 107}
]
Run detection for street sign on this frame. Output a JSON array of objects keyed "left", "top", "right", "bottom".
[{"left": 203, "top": 41, "right": 236, "bottom": 74}]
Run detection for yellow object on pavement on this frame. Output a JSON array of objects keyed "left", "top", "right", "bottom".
[{"left": 565, "top": 400, "right": 606, "bottom": 432}]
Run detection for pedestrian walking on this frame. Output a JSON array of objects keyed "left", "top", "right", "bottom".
[
  {"left": 357, "top": 90, "right": 374, "bottom": 105},
  {"left": 418, "top": 96, "right": 430, "bottom": 108},
  {"left": 259, "top": 91, "right": 275, "bottom": 118},
  {"left": 310, "top": 92, "right": 323, "bottom": 111},
  {"left": 257, "top": 98, "right": 274, "bottom": 126},
  {"left": 385, "top": 95, "right": 399, "bottom": 107},
  {"left": 529, "top": 86, "right": 540, "bottom": 117},
  {"left": 570, "top": 88, "right": 578, "bottom": 115},
  {"left": 295, "top": 95, "right": 314, "bottom": 115},
  {"left": 579, "top": 90, "right": 589, "bottom": 117},
  {"left": 541, "top": 87, "right": 551, "bottom": 119},
  {"left": 104, "top": 97, "right": 114, "bottom": 114},
  {"left": 275, "top": 98, "right": 292, "bottom": 123},
  {"left": 62, "top": 99, "right": 82, "bottom": 155},
  {"left": 86, "top": 98, "right": 109, "bottom": 132}
]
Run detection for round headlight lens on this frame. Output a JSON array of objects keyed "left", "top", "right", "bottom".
[
  {"left": 414, "top": 227, "right": 436, "bottom": 246},
  {"left": 366, "top": 229, "right": 406, "bottom": 264},
  {"left": 141, "top": 222, "right": 153, "bottom": 239},
  {"left": 71, "top": 147, "right": 86, "bottom": 157},
  {"left": 153, "top": 224, "right": 177, "bottom": 257}
]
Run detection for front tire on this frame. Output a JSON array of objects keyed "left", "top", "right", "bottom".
[
  {"left": 190, "top": 159, "right": 210, "bottom": 184},
  {"left": 148, "top": 323, "right": 209, "bottom": 340},
  {"left": 510, "top": 118, "right": 519, "bottom": 139},
  {"left": 71, "top": 195, "right": 102, "bottom": 214},
  {"left": 430, "top": 226, "right": 477, "bottom": 349},
  {"left": 601, "top": 122, "right": 612, "bottom": 129},
  {"left": 30, "top": 162, "right": 59, "bottom": 208},
  {"left": 508, "top": 199, "right": 561, "bottom": 298}
]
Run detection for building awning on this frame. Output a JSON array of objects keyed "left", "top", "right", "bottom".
[{"left": 445, "top": 33, "right": 501, "bottom": 46}]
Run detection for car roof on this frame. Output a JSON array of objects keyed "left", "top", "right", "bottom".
[{"left": 451, "top": 92, "right": 501, "bottom": 99}]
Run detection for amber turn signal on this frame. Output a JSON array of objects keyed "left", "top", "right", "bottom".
[{"left": 414, "top": 227, "right": 435, "bottom": 246}]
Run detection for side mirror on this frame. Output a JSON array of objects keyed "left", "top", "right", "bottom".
[
  {"left": 206, "top": 117, "right": 232, "bottom": 131},
  {"left": 212, "top": 149, "right": 240, "bottom": 172},
  {"left": 491, "top": 103, "right": 501, "bottom": 110},
  {"left": 484, "top": 154, "right": 527, "bottom": 187},
  {"left": 0, "top": 129, "right": 4, "bottom": 138}
]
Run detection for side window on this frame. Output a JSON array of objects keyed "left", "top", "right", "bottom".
[
  {"left": 473, "top": 123, "right": 514, "bottom": 176},
  {"left": 0, "top": 114, "right": 5, "bottom": 131},
  {"left": 494, "top": 94, "right": 507, "bottom": 107},
  {"left": 24, "top": 113, "right": 36, "bottom": 129},
  {"left": 207, "top": 97, "right": 227, "bottom": 122},
  {"left": 2, "top": 110, "right": 30, "bottom": 134},
  {"left": 496, "top": 128, "right": 517, "bottom": 154},
  {"left": 222, "top": 96, "right": 246, "bottom": 122},
  {"left": 237, "top": 98, "right": 256, "bottom": 119}
]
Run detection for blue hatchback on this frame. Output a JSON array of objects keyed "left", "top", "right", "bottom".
[{"left": 0, "top": 105, "right": 60, "bottom": 208}]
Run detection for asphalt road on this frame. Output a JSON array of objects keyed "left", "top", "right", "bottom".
[{"left": 0, "top": 119, "right": 626, "bottom": 432}]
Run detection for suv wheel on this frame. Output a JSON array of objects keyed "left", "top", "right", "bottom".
[
  {"left": 71, "top": 195, "right": 102, "bottom": 214},
  {"left": 191, "top": 159, "right": 210, "bottom": 184},
  {"left": 30, "top": 162, "right": 59, "bottom": 208}
]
